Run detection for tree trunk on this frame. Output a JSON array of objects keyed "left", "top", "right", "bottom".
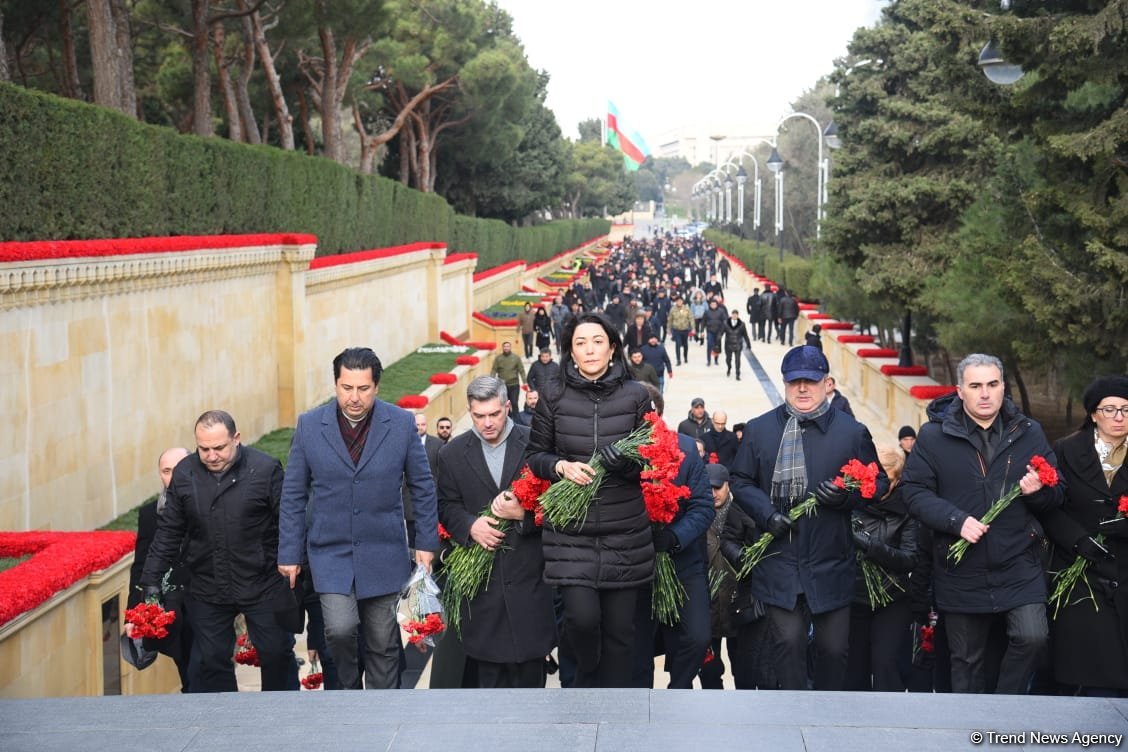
[
  {"left": 212, "top": 24, "right": 242, "bottom": 141},
  {"left": 352, "top": 98, "right": 375, "bottom": 174},
  {"left": 0, "top": 11, "right": 8, "bottom": 82},
  {"left": 298, "top": 88, "right": 315, "bottom": 155},
  {"left": 110, "top": 0, "right": 136, "bottom": 117},
  {"left": 1010, "top": 359, "right": 1031, "bottom": 416},
  {"left": 86, "top": 0, "right": 119, "bottom": 111},
  {"left": 317, "top": 25, "right": 341, "bottom": 162},
  {"left": 234, "top": 12, "right": 260, "bottom": 144},
  {"left": 191, "top": 0, "right": 213, "bottom": 136},
  {"left": 58, "top": 0, "right": 82, "bottom": 99},
  {"left": 245, "top": 0, "right": 293, "bottom": 150},
  {"left": 398, "top": 127, "right": 413, "bottom": 185}
]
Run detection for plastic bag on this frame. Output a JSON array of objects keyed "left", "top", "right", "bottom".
[{"left": 396, "top": 563, "right": 447, "bottom": 648}]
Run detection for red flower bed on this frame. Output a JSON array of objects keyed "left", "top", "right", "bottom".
[
  {"left": 0, "top": 531, "right": 137, "bottom": 626},
  {"left": 455, "top": 355, "right": 480, "bottom": 366},
  {"left": 538, "top": 276, "right": 575, "bottom": 288},
  {"left": 308, "top": 242, "right": 444, "bottom": 270},
  {"left": 857, "top": 348, "right": 899, "bottom": 358},
  {"left": 837, "top": 335, "right": 876, "bottom": 344},
  {"left": 397, "top": 395, "right": 430, "bottom": 409},
  {"left": 0, "top": 234, "right": 317, "bottom": 263},
  {"left": 807, "top": 313, "right": 833, "bottom": 320},
  {"left": 819, "top": 322, "right": 855, "bottom": 331},
  {"left": 440, "top": 331, "right": 465, "bottom": 347},
  {"left": 798, "top": 303, "right": 819, "bottom": 311},
  {"left": 910, "top": 385, "right": 957, "bottom": 400},
  {"left": 466, "top": 341, "right": 497, "bottom": 351},
  {"left": 881, "top": 365, "right": 929, "bottom": 376},
  {"left": 429, "top": 373, "right": 458, "bottom": 385}
]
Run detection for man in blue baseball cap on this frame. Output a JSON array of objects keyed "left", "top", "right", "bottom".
[{"left": 729, "top": 345, "right": 887, "bottom": 690}]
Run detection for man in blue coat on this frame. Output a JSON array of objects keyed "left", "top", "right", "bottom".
[
  {"left": 278, "top": 347, "right": 439, "bottom": 689},
  {"left": 730, "top": 345, "right": 887, "bottom": 690}
]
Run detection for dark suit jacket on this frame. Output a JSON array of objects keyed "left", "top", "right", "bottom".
[
  {"left": 403, "top": 434, "right": 443, "bottom": 528},
  {"left": 436, "top": 423, "right": 557, "bottom": 664}
]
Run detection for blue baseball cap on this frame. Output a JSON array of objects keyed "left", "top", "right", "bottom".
[{"left": 781, "top": 345, "right": 830, "bottom": 383}]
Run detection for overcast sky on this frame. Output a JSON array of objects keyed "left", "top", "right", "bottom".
[{"left": 495, "top": 0, "right": 888, "bottom": 144}]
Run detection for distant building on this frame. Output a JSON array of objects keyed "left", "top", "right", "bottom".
[{"left": 654, "top": 127, "right": 774, "bottom": 168}]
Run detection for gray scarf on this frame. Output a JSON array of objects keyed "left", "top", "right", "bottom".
[{"left": 771, "top": 399, "right": 831, "bottom": 510}]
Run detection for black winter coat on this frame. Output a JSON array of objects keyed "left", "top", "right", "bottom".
[
  {"left": 525, "top": 361, "right": 654, "bottom": 588},
  {"left": 730, "top": 405, "right": 888, "bottom": 614},
  {"left": 722, "top": 318, "right": 751, "bottom": 353},
  {"left": 851, "top": 486, "right": 921, "bottom": 608},
  {"left": 436, "top": 424, "right": 557, "bottom": 663},
  {"left": 1041, "top": 429, "right": 1128, "bottom": 689},
  {"left": 703, "top": 306, "right": 727, "bottom": 335},
  {"left": 669, "top": 433, "right": 716, "bottom": 578},
  {"left": 902, "top": 393, "right": 1064, "bottom": 614},
  {"left": 526, "top": 359, "right": 562, "bottom": 395},
  {"left": 142, "top": 446, "right": 285, "bottom": 605}
]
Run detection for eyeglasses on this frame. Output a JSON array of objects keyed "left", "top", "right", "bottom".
[{"left": 1095, "top": 406, "right": 1128, "bottom": 418}]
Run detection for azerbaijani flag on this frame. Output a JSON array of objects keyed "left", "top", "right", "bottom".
[{"left": 606, "top": 101, "right": 651, "bottom": 172}]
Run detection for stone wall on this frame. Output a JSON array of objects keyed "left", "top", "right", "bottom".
[{"left": 0, "top": 235, "right": 475, "bottom": 531}]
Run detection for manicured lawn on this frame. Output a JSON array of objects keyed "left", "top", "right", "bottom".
[{"left": 0, "top": 555, "right": 31, "bottom": 573}]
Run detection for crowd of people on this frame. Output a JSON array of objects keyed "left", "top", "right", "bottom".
[{"left": 126, "top": 234, "right": 1127, "bottom": 697}]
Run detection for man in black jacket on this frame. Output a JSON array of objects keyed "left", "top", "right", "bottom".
[
  {"left": 436, "top": 376, "right": 556, "bottom": 687},
  {"left": 903, "top": 353, "right": 1063, "bottom": 694},
  {"left": 526, "top": 348, "right": 562, "bottom": 396},
  {"left": 141, "top": 410, "right": 297, "bottom": 692},
  {"left": 730, "top": 346, "right": 887, "bottom": 690}
]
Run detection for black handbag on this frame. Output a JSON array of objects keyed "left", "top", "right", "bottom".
[{"left": 729, "top": 589, "right": 767, "bottom": 626}]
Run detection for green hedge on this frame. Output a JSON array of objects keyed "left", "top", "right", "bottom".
[
  {"left": 705, "top": 230, "right": 815, "bottom": 300},
  {"left": 0, "top": 83, "right": 608, "bottom": 261}
]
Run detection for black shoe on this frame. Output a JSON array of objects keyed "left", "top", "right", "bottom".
[
  {"left": 736, "top": 374, "right": 741, "bottom": 381},
  {"left": 726, "top": 368, "right": 731, "bottom": 377}
]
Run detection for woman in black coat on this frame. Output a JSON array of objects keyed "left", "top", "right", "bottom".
[
  {"left": 845, "top": 445, "right": 921, "bottom": 691},
  {"left": 533, "top": 306, "right": 553, "bottom": 351},
  {"left": 525, "top": 312, "right": 652, "bottom": 688},
  {"left": 1041, "top": 376, "right": 1128, "bottom": 696}
]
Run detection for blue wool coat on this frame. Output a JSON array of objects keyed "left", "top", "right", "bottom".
[
  {"left": 278, "top": 400, "right": 439, "bottom": 599},
  {"left": 730, "top": 404, "right": 887, "bottom": 614}
]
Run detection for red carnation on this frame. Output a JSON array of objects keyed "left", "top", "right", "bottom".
[
  {"left": 437, "top": 523, "right": 451, "bottom": 541},
  {"left": 1030, "top": 455, "right": 1059, "bottom": 487},
  {"left": 1119, "top": 495, "right": 1128, "bottom": 517}
]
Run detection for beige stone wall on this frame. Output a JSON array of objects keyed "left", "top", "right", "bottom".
[
  {"left": 0, "top": 237, "right": 484, "bottom": 531},
  {"left": 472, "top": 262, "right": 526, "bottom": 312},
  {"left": 0, "top": 555, "right": 180, "bottom": 698}
]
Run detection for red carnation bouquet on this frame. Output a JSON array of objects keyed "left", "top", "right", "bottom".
[
  {"left": 636, "top": 413, "right": 692, "bottom": 625},
  {"left": 1049, "top": 494, "right": 1128, "bottom": 618},
  {"left": 234, "top": 632, "right": 261, "bottom": 667},
  {"left": 538, "top": 412, "right": 669, "bottom": 528},
  {"left": 396, "top": 563, "right": 446, "bottom": 648},
  {"left": 124, "top": 571, "right": 179, "bottom": 639},
  {"left": 739, "top": 458, "right": 881, "bottom": 578},
  {"left": 300, "top": 659, "right": 324, "bottom": 690},
  {"left": 949, "top": 455, "right": 1059, "bottom": 565},
  {"left": 439, "top": 466, "right": 550, "bottom": 635}
]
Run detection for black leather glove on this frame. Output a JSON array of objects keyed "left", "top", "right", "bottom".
[
  {"left": 766, "top": 512, "right": 795, "bottom": 538},
  {"left": 598, "top": 443, "right": 639, "bottom": 476},
  {"left": 141, "top": 584, "right": 162, "bottom": 603},
  {"left": 1098, "top": 517, "right": 1128, "bottom": 540},
  {"left": 652, "top": 527, "right": 680, "bottom": 553},
  {"left": 1074, "top": 535, "right": 1114, "bottom": 564},
  {"left": 852, "top": 528, "right": 873, "bottom": 552},
  {"left": 814, "top": 479, "right": 850, "bottom": 510}
]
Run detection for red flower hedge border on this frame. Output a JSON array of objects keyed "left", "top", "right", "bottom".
[
  {"left": 837, "top": 335, "right": 875, "bottom": 344},
  {"left": 397, "top": 396, "right": 430, "bottom": 409},
  {"left": 429, "top": 373, "right": 458, "bottom": 385},
  {"left": 881, "top": 365, "right": 929, "bottom": 376},
  {"left": 857, "top": 348, "right": 900, "bottom": 358},
  {"left": 455, "top": 355, "right": 480, "bottom": 366},
  {"left": 910, "top": 385, "right": 957, "bottom": 400},
  {"left": 819, "top": 322, "right": 856, "bottom": 331},
  {"left": 465, "top": 341, "right": 497, "bottom": 351},
  {"left": 0, "top": 233, "right": 317, "bottom": 263},
  {"left": 0, "top": 531, "right": 137, "bottom": 626}
]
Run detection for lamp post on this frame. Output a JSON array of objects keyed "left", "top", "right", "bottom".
[
  {"left": 775, "top": 112, "right": 833, "bottom": 242},
  {"left": 724, "top": 174, "right": 733, "bottom": 224},
  {"left": 735, "top": 166, "right": 747, "bottom": 226},
  {"left": 767, "top": 146, "right": 784, "bottom": 264}
]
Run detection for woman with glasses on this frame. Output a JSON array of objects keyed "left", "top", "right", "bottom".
[{"left": 1041, "top": 375, "right": 1128, "bottom": 696}]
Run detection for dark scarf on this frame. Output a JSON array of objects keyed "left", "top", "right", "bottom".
[
  {"left": 771, "top": 399, "right": 831, "bottom": 510},
  {"left": 337, "top": 407, "right": 374, "bottom": 465}
]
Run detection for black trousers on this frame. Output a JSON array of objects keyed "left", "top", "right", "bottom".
[
  {"left": 561, "top": 585, "right": 639, "bottom": 688},
  {"left": 767, "top": 598, "right": 850, "bottom": 690},
  {"left": 631, "top": 571, "right": 711, "bottom": 689},
  {"left": 946, "top": 603, "right": 1048, "bottom": 694},
  {"left": 506, "top": 383, "right": 521, "bottom": 413},
  {"left": 186, "top": 594, "right": 297, "bottom": 692},
  {"left": 671, "top": 330, "right": 690, "bottom": 364},
  {"left": 476, "top": 658, "right": 546, "bottom": 688},
  {"left": 725, "top": 349, "right": 743, "bottom": 377},
  {"left": 844, "top": 599, "right": 911, "bottom": 691},
  {"left": 521, "top": 333, "right": 534, "bottom": 358}
]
